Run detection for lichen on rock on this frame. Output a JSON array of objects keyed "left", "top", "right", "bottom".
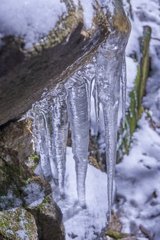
[{"left": 0, "top": 207, "right": 38, "bottom": 240}]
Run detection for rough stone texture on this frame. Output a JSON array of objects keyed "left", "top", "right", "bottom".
[
  {"left": 0, "top": 145, "right": 51, "bottom": 210},
  {"left": 27, "top": 194, "right": 65, "bottom": 240},
  {"left": 105, "top": 212, "right": 139, "bottom": 240},
  {"left": 0, "top": 1, "right": 109, "bottom": 127},
  {"left": 0, "top": 145, "right": 65, "bottom": 240},
  {"left": 107, "top": 212, "right": 122, "bottom": 233},
  {"left": 0, "top": 207, "right": 38, "bottom": 240},
  {"left": 0, "top": 118, "right": 34, "bottom": 161}
]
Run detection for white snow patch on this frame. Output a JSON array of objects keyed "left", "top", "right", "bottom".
[
  {"left": 0, "top": 0, "right": 67, "bottom": 49},
  {"left": 52, "top": 147, "right": 114, "bottom": 240},
  {"left": 114, "top": 113, "right": 160, "bottom": 239},
  {"left": 23, "top": 181, "right": 45, "bottom": 205}
]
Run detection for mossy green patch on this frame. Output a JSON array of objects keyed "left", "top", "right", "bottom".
[
  {"left": 106, "top": 230, "right": 130, "bottom": 239},
  {"left": 0, "top": 207, "right": 37, "bottom": 239},
  {"left": 35, "top": 196, "right": 50, "bottom": 213},
  {"left": 29, "top": 152, "right": 40, "bottom": 171}
]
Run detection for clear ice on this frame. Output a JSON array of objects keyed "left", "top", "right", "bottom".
[
  {"left": 95, "top": 30, "right": 129, "bottom": 219},
  {"left": 29, "top": 0, "right": 130, "bottom": 222},
  {"left": 66, "top": 71, "right": 89, "bottom": 207}
]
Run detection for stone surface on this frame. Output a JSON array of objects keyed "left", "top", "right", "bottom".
[
  {"left": 0, "top": 118, "right": 34, "bottom": 161},
  {"left": 0, "top": 144, "right": 64, "bottom": 240},
  {"left": 0, "top": 1, "right": 109, "bottom": 126},
  {"left": 27, "top": 194, "right": 65, "bottom": 240},
  {"left": 0, "top": 145, "right": 51, "bottom": 210},
  {"left": 107, "top": 212, "right": 122, "bottom": 233},
  {"left": 0, "top": 207, "right": 38, "bottom": 240}
]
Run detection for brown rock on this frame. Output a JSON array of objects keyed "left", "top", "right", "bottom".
[
  {"left": 0, "top": 118, "right": 34, "bottom": 161},
  {"left": 27, "top": 194, "right": 65, "bottom": 240}
]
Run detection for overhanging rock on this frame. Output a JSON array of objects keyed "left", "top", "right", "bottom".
[{"left": 0, "top": 0, "right": 109, "bottom": 126}]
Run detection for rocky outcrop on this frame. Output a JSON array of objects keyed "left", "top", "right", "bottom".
[
  {"left": 0, "top": 121, "right": 65, "bottom": 240},
  {"left": 27, "top": 194, "right": 65, "bottom": 240},
  {"left": 0, "top": 207, "right": 38, "bottom": 240},
  {"left": 0, "top": 1, "right": 109, "bottom": 126},
  {"left": 0, "top": 118, "right": 34, "bottom": 161}
]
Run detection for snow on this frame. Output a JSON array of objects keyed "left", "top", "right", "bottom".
[
  {"left": 113, "top": 0, "right": 160, "bottom": 239},
  {"left": 114, "top": 113, "right": 160, "bottom": 239},
  {"left": 0, "top": 0, "right": 67, "bottom": 49},
  {"left": 53, "top": 147, "right": 114, "bottom": 240}
]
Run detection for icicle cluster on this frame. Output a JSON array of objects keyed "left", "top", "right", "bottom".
[{"left": 29, "top": 4, "right": 130, "bottom": 221}]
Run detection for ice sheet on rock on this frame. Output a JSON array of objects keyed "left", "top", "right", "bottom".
[
  {"left": 95, "top": 28, "right": 129, "bottom": 219},
  {"left": 66, "top": 71, "right": 89, "bottom": 208}
]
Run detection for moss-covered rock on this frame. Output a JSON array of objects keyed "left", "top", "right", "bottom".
[
  {"left": 0, "top": 207, "right": 37, "bottom": 240},
  {"left": 0, "top": 0, "right": 110, "bottom": 127},
  {"left": 105, "top": 230, "right": 131, "bottom": 239},
  {"left": 27, "top": 152, "right": 40, "bottom": 171},
  {"left": 117, "top": 26, "right": 151, "bottom": 161},
  {"left": 27, "top": 194, "right": 65, "bottom": 240},
  {"left": 0, "top": 145, "right": 65, "bottom": 240},
  {"left": 0, "top": 146, "right": 51, "bottom": 210}
]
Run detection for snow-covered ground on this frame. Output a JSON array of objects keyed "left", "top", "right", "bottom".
[
  {"left": 113, "top": 0, "right": 160, "bottom": 239},
  {"left": 53, "top": 147, "right": 110, "bottom": 240}
]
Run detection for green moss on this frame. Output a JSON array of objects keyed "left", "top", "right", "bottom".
[
  {"left": 106, "top": 231, "right": 129, "bottom": 239},
  {"left": 29, "top": 152, "right": 40, "bottom": 171},
  {"left": 0, "top": 208, "right": 37, "bottom": 239},
  {"left": 35, "top": 196, "right": 50, "bottom": 212},
  {"left": 117, "top": 26, "right": 151, "bottom": 162}
]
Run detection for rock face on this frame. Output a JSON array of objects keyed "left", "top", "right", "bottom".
[
  {"left": 0, "top": 120, "right": 65, "bottom": 240},
  {"left": 27, "top": 194, "right": 65, "bottom": 240},
  {"left": 0, "top": 207, "right": 38, "bottom": 240},
  {"left": 0, "top": 1, "right": 109, "bottom": 126},
  {"left": 0, "top": 118, "right": 34, "bottom": 161}
]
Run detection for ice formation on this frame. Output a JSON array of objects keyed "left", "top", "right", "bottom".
[
  {"left": 95, "top": 27, "right": 130, "bottom": 219},
  {"left": 29, "top": 0, "right": 130, "bottom": 222}
]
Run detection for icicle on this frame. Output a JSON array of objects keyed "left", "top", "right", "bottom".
[
  {"left": 31, "top": 108, "right": 41, "bottom": 155},
  {"left": 96, "top": 29, "right": 129, "bottom": 220},
  {"left": 31, "top": 85, "right": 68, "bottom": 195},
  {"left": 93, "top": 79, "right": 100, "bottom": 125},
  {"left": 82, "top": 62, "right": 95, "bottom": 123},
  {"left": 66, "top": 71, "right": 89, "bottom": 208},
  {"left": 51, "top": 85, "right": 68, "bottom": 197},
  {"left": 121, "top": 53, "right": 127, "bottom": 128},
  {"left": 38, "top": 108, "right": 52, "bottom": 181},
  {"left": 41, "top": 107, "right": 58, "bottom": 184}
]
